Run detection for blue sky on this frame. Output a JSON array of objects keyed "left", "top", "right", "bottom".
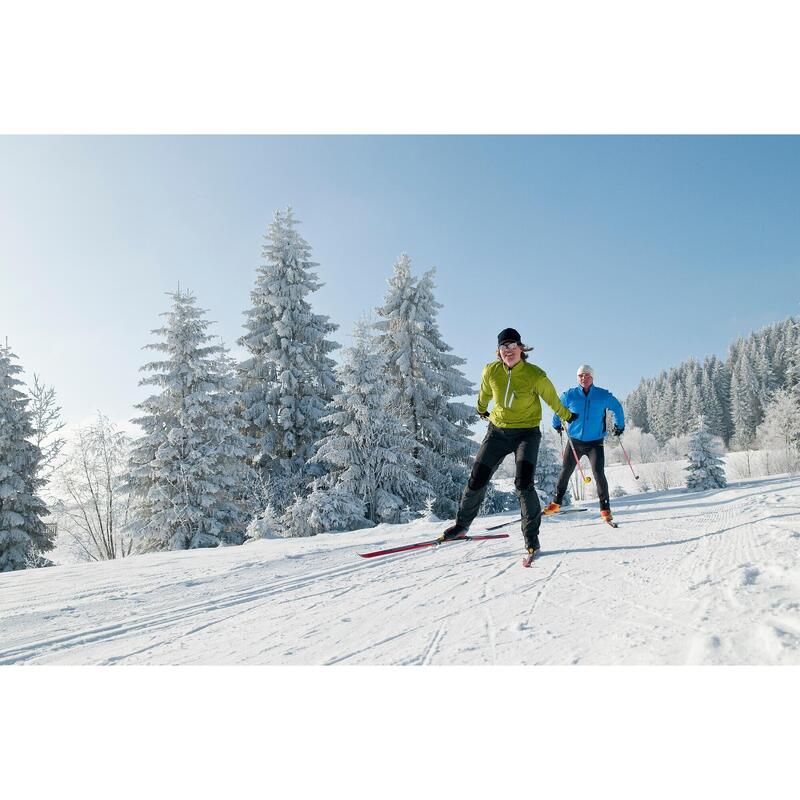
[{"left": 1, "top": 135, "right": 799, "bottom": 428}]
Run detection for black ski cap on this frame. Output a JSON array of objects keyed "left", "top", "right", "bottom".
[{"left": 497, "top": 327, "right": 522, "bottom": 346}]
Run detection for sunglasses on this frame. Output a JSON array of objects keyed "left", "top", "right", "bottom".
[{"left": 499, "top": 342, "right": 520, "bottom": 351}]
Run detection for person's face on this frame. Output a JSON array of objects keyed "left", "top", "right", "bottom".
[
  {"left": 498, "top": 341, "right": 522, "bottom": 367},
  {"left": 578, "top": 372, "right": 593, "bottom": 389}
]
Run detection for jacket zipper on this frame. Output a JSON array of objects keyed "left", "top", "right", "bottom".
[
  {"left": 504, "top": 368, "right": 513, "bottom": 406},
  {"left": 583, "top": 387, "right": 591, "bottom": 438}
]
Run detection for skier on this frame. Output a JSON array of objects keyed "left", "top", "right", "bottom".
[
  {"left": 543, "top": 364, "right": 625, "bottom": 523},
  {"left": 439, "top": 328, "right": 577, "bottom": 566}
]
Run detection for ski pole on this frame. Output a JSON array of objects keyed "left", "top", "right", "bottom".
[
  {"left": 565, "top": 430, "right": 591, "bottom": 484},
  {"left": 558, "top": 428, "right": 578, "bottom": 497},
  {"left": 618, "top": 437, "right": 639, "bottom": 480},
  {"left": 560, "top": 427, "right": 582, "bottom": 496}
]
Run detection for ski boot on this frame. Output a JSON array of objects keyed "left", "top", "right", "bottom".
[
  {"left": 600, "top": 509, "right": 618, "bottom": 528},
  {"left": 522, "top": 538, "right": 541, "bottom": 568},
  {"left": 542, "top": 502, "right": 561, "bottom": 516},
  {"left": 522, "top": 546, "right": 540, "bottom": 568},
  {"left": 437, "top": 523, "right": 468, "bottom": 543}
]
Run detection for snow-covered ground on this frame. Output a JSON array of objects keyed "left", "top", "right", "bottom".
[{"left": 2, "top": 473, "right": 799, "bottom": 665}]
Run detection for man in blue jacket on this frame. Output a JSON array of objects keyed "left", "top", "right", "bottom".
[{"left": 543, "top": 364, "right": 625, "bottom": 522}]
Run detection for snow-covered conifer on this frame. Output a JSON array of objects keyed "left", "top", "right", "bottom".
[
  {"left": 0, "top": 345, "right": 53, "bottom": 570},
  {"left": 674, "top": 383, "right": 689, "bottom": 435},
  {"left": 312, "top": 320, "right": 431, "bottom": 525},
  {"left": 685, "top": 417, "right": 727, "bottom": 491},
  {"left": 730, "top": 353, "right": 761, "bottom": 449},
  {"left": 238, "top": 207, "right": 339, "bottom": 511},
  {"left": 374, "top": 255, "right": 476, "bottom": 517},
  {"left": 245, "top": 503, "right": 283, "bottom": 541},
  {"left": 127, "top": 290, "right": 249, "bottom": 550},
  {"left": 755, "top": 340, "right": 778, "bottom": 404},
  {"left": 624, "top": 386, "right": 648, "bottom": 431},
  {"left": 282, "top": 480, "right": 371, "bottom": 537},
  {"left": 711, "top": 357, "right": 733, "bottom": 443},
  {"left": 686, "top": 383, "right": 704, "bottom": 431},
  {"left": 622, "top": 322, "right": 800, "bottom": 447},
  {"left": 700, "top": 367, "right": 724, "bottom": 437},
  {"left": 536, "top": 432, "right": 572, "bottom": 505}
]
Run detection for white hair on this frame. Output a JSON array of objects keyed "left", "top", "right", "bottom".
[{"left": 576, "top": 364, "right": 594, "bottom": 376}]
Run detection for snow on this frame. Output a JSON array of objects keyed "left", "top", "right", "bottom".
[{"left": 2, "top": 472, "right": 799, "bottom": 665}]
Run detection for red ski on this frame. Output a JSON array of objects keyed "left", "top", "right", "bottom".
[{"left": 357, "top": 533, "right": 509, "bottom": 559}]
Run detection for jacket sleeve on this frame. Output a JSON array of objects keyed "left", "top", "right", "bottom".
[
  {"left": 538, "top": 376, "right": 572, "bottom": 421},
  {"left": 477, "top": 365, "right": 492, "bottom": 415},
  {"left": 552, "top": 390, "right": 568, "bottom": 428},
  {"left": 607, "top": 390, "right": 625, "bottom": 428}
]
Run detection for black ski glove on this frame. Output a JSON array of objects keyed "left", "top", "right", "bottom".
[
  {"left": 567, "top": 412, "right": 579, "bottom": 423},
  {"left": 613, "top": 425, "right": 624, "bottom": 436},
  {"left": 554, "top": 425, "right": 563, "bottom": 433},
  {"left": 478, "top": 410, "right": 490, "bottom": 419}
]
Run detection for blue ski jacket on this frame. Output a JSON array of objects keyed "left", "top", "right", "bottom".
[{"left": 552, "top": 385, "right": 625, "bottom": 442}]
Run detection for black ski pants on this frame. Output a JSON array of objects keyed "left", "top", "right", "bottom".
[
  {"left": 554, "top": 438, "right": 610, "bottom": 510},
  {"left": 455, "top": 424, "right": 542, "bottom": 550}
]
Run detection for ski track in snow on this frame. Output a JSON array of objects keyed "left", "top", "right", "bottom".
[{"left": 2, "top": 474, "right": 800, "bottom": 665}]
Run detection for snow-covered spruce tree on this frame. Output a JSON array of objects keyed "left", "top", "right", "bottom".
[
  {"left": 282, "top": 479, "right": 371, "bottom": 538},
  {"left": 730, "top": 352, "right": 761, "bottom": 450},
  {"left": 374, "top": 255, "right": 476, "bottom": 517},
  {"left": 245, "top": 503, "right": 282, "bottom": 541},
  {"left": 673, "top": 383, "right": 689, "bottom": 436},
  {"left": 0, "top": 345, "right": 53, "bottom": 570},
  {"left": 700, "top": 367, "right": 724, "bottom": 438},
  {"left": 127, "top": 290, "right": 249, "bottom": 551},
  {"left": 623, "top": 385, "right": 648, "bottom": 431},
  {"left": 238, "top": 207, "right": 339, "bottom": 513},
  {"left": 710, "top": 357, "right": 733, "bottom": 444},
  {"left": 306, "top": 319, "right": 431, "bottom": 529},
  {"left": 684, "top": 417, "right": 727, "bottom": 491},
  {"left": 686, "top": 383, "right": 704, "bottom": 433},
  {"left": 536, "top": 431, "right": 572, "bottom": 506}
]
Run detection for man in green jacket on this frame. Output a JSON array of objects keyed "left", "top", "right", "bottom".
[{"left": 440, "top": 327, "right": 576, "bottom": 563}]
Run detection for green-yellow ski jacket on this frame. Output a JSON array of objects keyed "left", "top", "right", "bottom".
[{"left": 477, "top": 360, "right": 572, "bottom": 429}]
